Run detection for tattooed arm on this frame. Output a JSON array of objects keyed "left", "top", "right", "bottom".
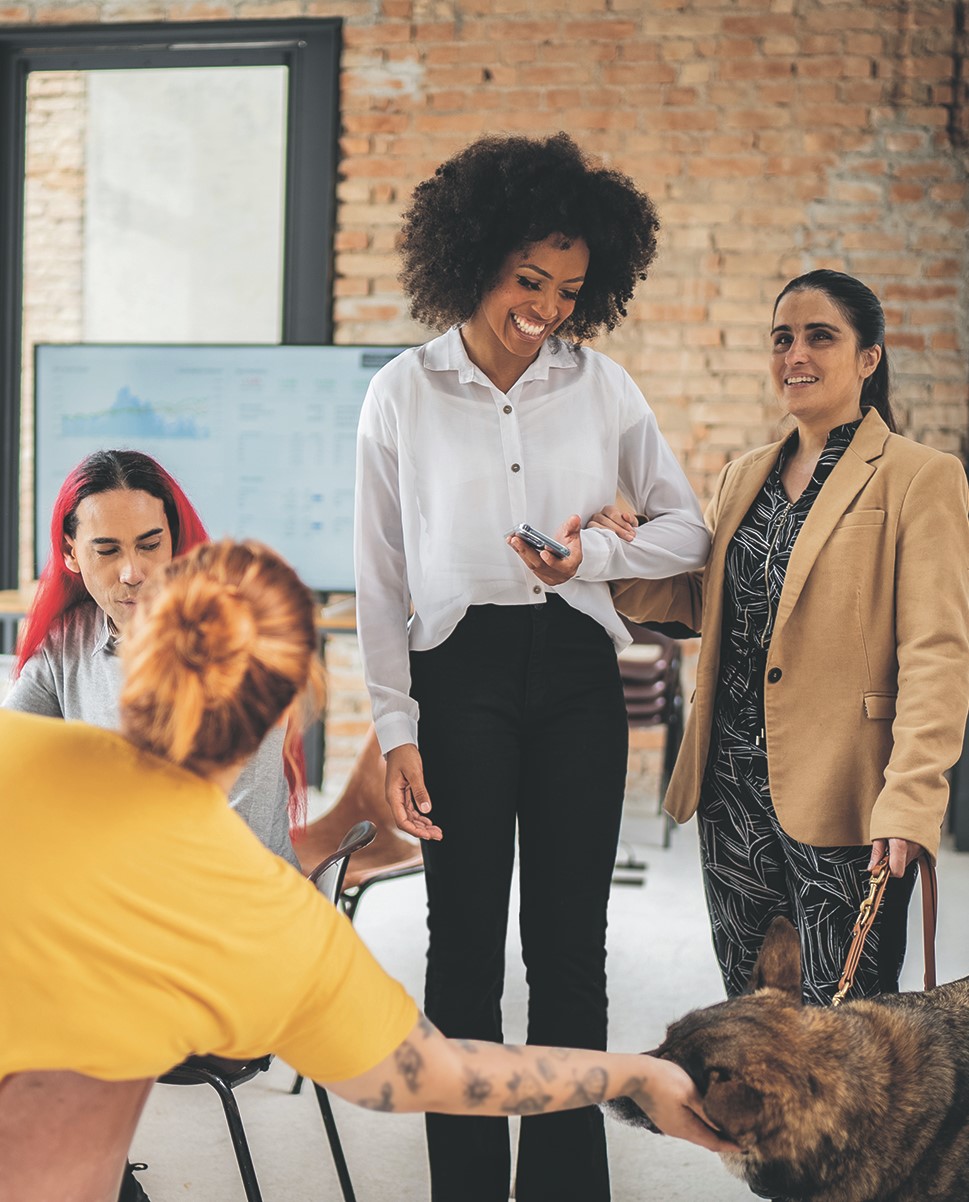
[{"left": 323, "top": 1014, "right": 733, "bottom": 1154}]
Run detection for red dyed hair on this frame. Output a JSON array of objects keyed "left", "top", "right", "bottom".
[{"left": 15, "top": 449, "right": 309, "bottom": 824}]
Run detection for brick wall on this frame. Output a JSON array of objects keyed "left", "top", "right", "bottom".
[{"left": 7, "top": 0, "right": 969, "bottom": 802}]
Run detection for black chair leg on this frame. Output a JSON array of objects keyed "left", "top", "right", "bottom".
[
  {"left": 192, "top": 1067, "right": 264, "bottom": 1202},
  {"left": 314, "top": 1083, "right": 357, "bottom": 1202}
]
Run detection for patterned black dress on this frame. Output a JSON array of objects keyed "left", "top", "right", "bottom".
[{"left": 697, "top": 419, "right": 915, "bottom": 1004}]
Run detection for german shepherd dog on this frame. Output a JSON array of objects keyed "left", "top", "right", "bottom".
[{"left": 605, "top": 918, "right": 969, "bottom": 1201}]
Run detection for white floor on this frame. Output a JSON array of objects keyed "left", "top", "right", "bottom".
[{"left": 129, "top": 815, "right": 969, "bottom": 1202}]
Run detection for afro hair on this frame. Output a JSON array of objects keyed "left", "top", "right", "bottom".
[{"left": 399, "top": 132, "right": 660, "bottom": 342}]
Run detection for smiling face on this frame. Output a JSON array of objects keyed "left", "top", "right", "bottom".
[
  {"left": 62, "top": 489, "right": 174, "bottom": 632},
  {"left": 461, "top": 233, "right": 590, "bottom": 388},
  {"left": 770, "top": 289, "right": 882, "bottom": 432}
]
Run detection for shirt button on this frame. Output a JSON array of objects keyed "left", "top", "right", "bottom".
[
  {"left": 767, "top": 667, "right": 782, "bottom": 683},
  {"left": 511, "top": 463, "right": 520, "bottom": 473},
  {"left": 503, "top": 405, "right": 512, "bottom": 414},
  {"left": 532, "top": 585, "right": 542, "bottom": 595}
]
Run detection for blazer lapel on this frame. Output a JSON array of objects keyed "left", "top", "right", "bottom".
[
  {"left": 774, "top": 409, "right": 889, "bottom": 631},
  {"left": 693, "top": 441, "right": 782, "bottom": 721},
  {"left": 710, "top": 442, "right": 783, "bottom": 574}
]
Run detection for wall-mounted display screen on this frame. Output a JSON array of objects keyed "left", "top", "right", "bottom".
[{"left": 34, "top": 343, "right": 406, "bottom": 593}]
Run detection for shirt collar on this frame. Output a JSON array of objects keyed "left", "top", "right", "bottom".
[
  {"left": 92, "top": 607, "right": 119, "bottom": 657},
  {"left": 424, "top": 326, "right": 578, "bottom": 387},
  {"left": 777, "top": 416, "right": 863, "bottom": 471}
]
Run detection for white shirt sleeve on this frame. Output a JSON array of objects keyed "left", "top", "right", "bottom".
[
  {"left": 354, "top": 384, "right": 420, "bottom": 755},
  {"left": 574, "top": 374, "right": 710, "bottom": 582}
]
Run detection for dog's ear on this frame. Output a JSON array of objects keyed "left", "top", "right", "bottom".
[{"left": 744, "top": 917, "right": 802, "bottom": 1000}]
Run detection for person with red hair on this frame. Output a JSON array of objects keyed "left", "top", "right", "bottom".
[
  {"left": 4, "top": 449, "right": 301, "bottom": 868},
  {"left": 4, "top": 452, "right": 307, "bottom": 1202}
]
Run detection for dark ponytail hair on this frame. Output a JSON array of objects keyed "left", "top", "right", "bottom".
[{"left": 773, "top": 269, "right": 896, "bottom": 433}]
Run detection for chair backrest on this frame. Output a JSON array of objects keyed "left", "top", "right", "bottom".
[
  {"left": 618, "top": 620, "right": 682, "bottom": 729},
  {"left": 308, "top": 820, "right": 377, "bottom": 904},
  {"left": 292, "top": 728, "right": 424, "bottom": 890}
]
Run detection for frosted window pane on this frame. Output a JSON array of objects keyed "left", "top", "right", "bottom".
[{"left": 83, "top": 66, "right": 287, "bottom": 343}]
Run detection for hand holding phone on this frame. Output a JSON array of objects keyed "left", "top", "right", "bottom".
[{"left": 506, "top": 522, "right": 571, "bottom": 560}]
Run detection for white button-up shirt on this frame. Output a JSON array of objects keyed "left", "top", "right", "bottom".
[{"left": 354, "top": 327, "right": 710, "bottom": 754}]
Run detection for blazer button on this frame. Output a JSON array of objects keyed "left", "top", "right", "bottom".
[{"left": 767, "top": 667, "right": 782, "bottom": 683}]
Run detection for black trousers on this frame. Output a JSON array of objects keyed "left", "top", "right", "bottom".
[
  {"left": 698, "top": 755, "right": 916, "bottom": 1005},
  {"left": 410, "top": 597, "right": 628, "bottom": 1202}
]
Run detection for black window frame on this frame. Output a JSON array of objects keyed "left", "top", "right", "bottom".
[{"left": 0, "top": 18, "right": 341, "bottom": 589}]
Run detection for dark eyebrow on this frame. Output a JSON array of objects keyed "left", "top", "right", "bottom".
[
  {"left": 90, "top": 527, "right": 164, "bottom": 545},
  {"left": 770, "top": 321, "right": 840, "bottom": 336},
  {"left": 518, "top": 262, "right": 586, "bottom": 284}
]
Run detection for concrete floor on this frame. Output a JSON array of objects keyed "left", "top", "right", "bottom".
[{"left": 128, "top": 811, "right": 969, "bottom": 1202}]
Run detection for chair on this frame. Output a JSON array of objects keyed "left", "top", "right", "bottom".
[
  {"left": 617, "top": 619, "right": 684, "bottom": 852},
  {"left": 158, "top": 820, "right": 377, "bottom": 1202},
  {"left": 292, "top": 726, "right": 424, "bottom": 922}
]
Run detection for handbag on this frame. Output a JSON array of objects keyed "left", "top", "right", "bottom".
[{"left": 832, "top": 852, "right": 938, "bottom": 1006}]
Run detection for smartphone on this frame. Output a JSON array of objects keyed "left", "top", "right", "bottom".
[{"left": 507, "top": 522, "right": 571, "bottom": 559}]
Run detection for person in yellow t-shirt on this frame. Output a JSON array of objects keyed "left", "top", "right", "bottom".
[{"left": 0, "top": 540, "right": 732, "bottom": 1202}]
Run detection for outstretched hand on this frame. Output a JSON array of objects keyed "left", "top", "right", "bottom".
[
  {"left": 384, "top": 743, "right": 442, "bottom": 841},
  {"left": 628, "top": 1057, "right": 738, "bottom": 1154}
]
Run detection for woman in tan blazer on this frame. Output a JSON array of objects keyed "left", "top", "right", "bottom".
[{"left": 604, "top": 270, "right": 969, "bottom": 1003}]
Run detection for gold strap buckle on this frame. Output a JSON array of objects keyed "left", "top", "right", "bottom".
[{"left": 832, "top": 857, "right": 891, "bottom": 1007}]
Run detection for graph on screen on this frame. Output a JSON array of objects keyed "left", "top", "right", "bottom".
[{"left": 34, "top": 343, "right": 406, "bottom": 593}]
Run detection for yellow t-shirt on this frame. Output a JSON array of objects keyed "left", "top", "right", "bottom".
[{"left": 0, "top": 709, "right": 418, "bottom": 1083}]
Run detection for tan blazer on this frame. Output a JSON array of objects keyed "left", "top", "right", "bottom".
[{"left": 612, "top": 409, "right": 969, "bottom": 860}]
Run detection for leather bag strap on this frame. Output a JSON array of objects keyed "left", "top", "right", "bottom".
[{"left": 832, "top": 852, "right": 937, "bottom": 1006}]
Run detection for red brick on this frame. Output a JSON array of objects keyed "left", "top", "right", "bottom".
[
  {"left": 923, "top": 257, "right": 963, "bottom": 277},
  {"left": 800, "top": 35, "right": 843, "bottom": 55},
  {"left": 603, "top": 63, "right": 678, "bottom": 86},
  {"left": 413, "top": 22, "right": 458, "bottom": 42},
  {"left": 804, "top": 7, "right": 878, "bottom": 31},
  {"left": 344, "top": 23, "right": 413, "bottom": 48},
  {"left": 889, "top": 183, "right": 925, "bottom": 203},
  {"left": 564, "top": 18, "right": 637, "bottom": 40},
  {"left": 616, "top": 42, "right": 663, "bottom": 62},
  {"left": 891, "top": 332, "right": 927, "bottom": 352},
  {"left": 719, "top": 59, "right": 795, "bottom": 80},
  {"left": 883, "top": 282, "right": 959, "bottom": 302},
  {"left": 31, "top": 4, "right": 101, "bottom": 20},
  {"left": 723, "top": 13, "right": 794, "bottom": 36},
  {"left": 930, "top": 183, "right": 968, "bottom": 203},
  {"left": 721, "top": 107, "right": 792, "bottom": 129},
  {"left": 651, "top": 109, "right": 720, "bottom": 132}
]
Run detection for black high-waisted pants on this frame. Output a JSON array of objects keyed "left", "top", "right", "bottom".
[{"left": 410, "top": 596, "right": 628, "bottom": 1202}]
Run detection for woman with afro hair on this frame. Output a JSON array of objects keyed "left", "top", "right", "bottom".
[{"left": 354, "top": 132, "right": 710, "bottom": 1202}]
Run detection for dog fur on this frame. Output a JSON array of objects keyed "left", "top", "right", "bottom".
[{"left": 605, "top": 918, "right": 969, "bottom": 1201}]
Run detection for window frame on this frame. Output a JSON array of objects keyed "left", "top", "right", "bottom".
[{"left": 0, "top": 18, "right": 341, "bottom": 588}]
